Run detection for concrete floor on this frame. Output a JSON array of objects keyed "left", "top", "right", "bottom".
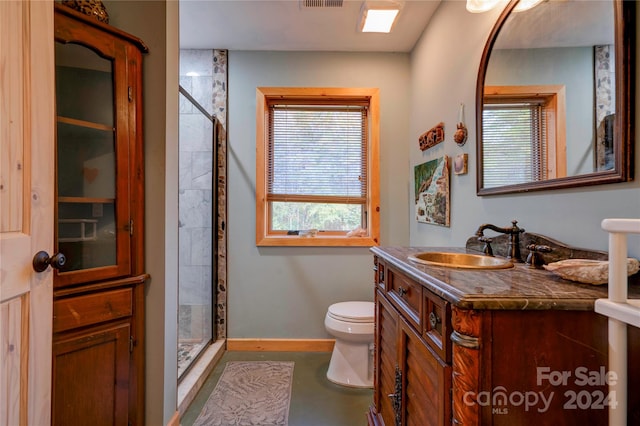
[{"left": 180, "top": 351, "right": 373, "bottom": 426}]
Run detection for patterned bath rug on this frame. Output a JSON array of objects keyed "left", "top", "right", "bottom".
[{"left": 193, "top": 361, "right": 295, "bottom": 426}]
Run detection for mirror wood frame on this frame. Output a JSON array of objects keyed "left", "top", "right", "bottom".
[{"left": 476, "top": 0, "right": 635, "bottom": 195}]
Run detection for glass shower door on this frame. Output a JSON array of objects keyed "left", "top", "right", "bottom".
[{"left": 178, "top": 88, "right": 216, "bottom": 378}]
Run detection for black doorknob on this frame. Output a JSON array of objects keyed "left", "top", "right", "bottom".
[{"left": 32, "top": 251, "right": 66, "bottom": 272}]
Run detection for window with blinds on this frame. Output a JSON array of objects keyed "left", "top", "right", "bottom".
[
  {"left": 482, "top": 100, "right": 548, "bottom": 188},
  {"left": 268, "top": 104, "right": 368, "bottom": 231},
  {"left": 481, "top": 86, "right": 566, "bottom": 191},
  {"left": 256, "top": 87, "right": 380, "bottom": 247}
]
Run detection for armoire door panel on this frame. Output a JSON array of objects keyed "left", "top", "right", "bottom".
[{"left": 52, "top": 322, "right": 130, "bottom": 426}]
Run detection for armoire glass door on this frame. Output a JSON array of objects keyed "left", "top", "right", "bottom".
[{"left": 54, "top": 40, "right": 130, "bottom": 287}]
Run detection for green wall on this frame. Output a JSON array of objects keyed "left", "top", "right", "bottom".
[
  {"left": 226, "top": 51, "right": 411, "bottom": 338},
  {"left": 408, "top": 1, "right": 640, "bottom": 258}
]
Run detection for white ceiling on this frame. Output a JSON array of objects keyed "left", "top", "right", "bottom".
[
  {"left": 495, "top": 1, "right": 614, "bottom": 49},
  {"left": 179, "top": 0, "right": 442, "bottom": 52}
]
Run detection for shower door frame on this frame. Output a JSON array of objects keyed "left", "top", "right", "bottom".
[{"left": 177, "top": 85, "right": 219, "bottom": 380}]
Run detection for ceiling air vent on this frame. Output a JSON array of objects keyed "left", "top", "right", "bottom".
[{"left": 300, "top": 0, "right": 344, "bottom": 8}]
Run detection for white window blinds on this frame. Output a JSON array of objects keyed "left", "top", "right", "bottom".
[
  {"left": 482, "top": 101, "right": 547, "bottom": 188},
  {"left": 267, "top": 104, "right": 368, "bottom": 204}
]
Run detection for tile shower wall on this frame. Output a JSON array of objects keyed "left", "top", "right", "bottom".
[
  {"left": 595, "top": 45, "right": 615, "bottom": 171},
  {"left": 178, "top": 105, "right": 213, "bottom": 348},
  {"left": 179, "top": 49, "right": 228, "bottom": 344}
]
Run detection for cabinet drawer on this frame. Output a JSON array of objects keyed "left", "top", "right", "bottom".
[
  {"left": 54, "top": 288, "right": 133, "bottom": 333},
  {"left": 375, "top": 258, "right": 386, "bottom": 291},
  {"left": 387, "top": 268, "right": 422, "bottom": 329},
  {"left": 423, "top": 290, "right": 451, "bottom": 362}
]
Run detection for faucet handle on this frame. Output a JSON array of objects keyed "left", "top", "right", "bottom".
[
  {"left": 511, "top": 219, "right": 525, "bottom": 234},
  {"left": 478, "top": 236, "right": 494, "bottom": 256},
  {"left": 529, "top": 244, "right": 552, "bottom": 253},
  {"left": 526, "top": 244, "right": 552, "bottom": 268}
]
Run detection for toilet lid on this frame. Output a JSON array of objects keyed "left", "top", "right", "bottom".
[{"left": 328, "top": 301, "right": 374, "bottom": 323}]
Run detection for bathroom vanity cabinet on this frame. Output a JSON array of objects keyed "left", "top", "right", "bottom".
[
  {"left": 369, "top": 247, "right": 640, "bottom": 426},
  {"left": 52, "top": 4, "right": 148, "bottom": 425},
  {"left": 371, "top": 262, "right": 452, "bottom": 426}
]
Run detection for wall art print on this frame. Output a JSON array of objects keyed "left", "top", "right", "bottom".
[{"left": 414, "top": 156, "right": 450, "bottom": 227}]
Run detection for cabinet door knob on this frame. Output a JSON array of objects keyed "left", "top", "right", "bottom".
[
  {"left": 32, "top": 251, "right": 66, "bottom": 272},
  {"left": 397, "top": 287, "right": 407, "bottom": 297}
]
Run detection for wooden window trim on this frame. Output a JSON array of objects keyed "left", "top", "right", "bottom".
[
  {"left": 256, "top": 87, "right": 380, "bottom": 247},
  {"left": 484, "top": 85, "right": 567, "bottom": 179}
]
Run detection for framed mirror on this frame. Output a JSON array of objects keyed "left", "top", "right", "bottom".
[{"left": 476, "top": 0, "right": 635, "bottom": 195}]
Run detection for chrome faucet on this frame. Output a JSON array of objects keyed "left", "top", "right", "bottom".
[{"left": 475, "top": 220, "right": 525, "bottom": 262}]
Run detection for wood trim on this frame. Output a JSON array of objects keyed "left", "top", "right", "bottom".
[
  {"left": 131, "top": 281, "right": 146, "bottom": 426},
  {"left": 166, "top": 410, "right": 180, "bottom": 426},
  {"left": 226, "top": 338, "right": 335, "bottom": 352},
  {"left": 53, "top": 3, "right": 148, "bottom": 52},
  {"left": 257, "top": 86, "right": 379, "bottom": 100},
  {"left": 255, "top": 235, "right": 378, "bottom": 247},
  {"left": 255, "top": 87, "right": 380, "bottom": 248},
  {"left": 255, "top": 88, "right": 268, "bottom": 246},
  {"left": 554, "top": 87, "right": 567, "bottom": 177},
  {"left": 53, "top": 274, "right": 148, "bottom": 298},
  {"left": 368, "top": 88, "right": 380, "bottom": 247}
]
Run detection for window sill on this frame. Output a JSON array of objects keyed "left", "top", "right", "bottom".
[{"left": 256, "top": 235, "right": 379, "bottom": 247}]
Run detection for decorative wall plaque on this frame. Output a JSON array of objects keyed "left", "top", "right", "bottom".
[
  {"left": 454, "top": 153, "right": 468, "bottom": 175},
  {"left": 418, "top": 122, "right": 445, "bottom": 151}
]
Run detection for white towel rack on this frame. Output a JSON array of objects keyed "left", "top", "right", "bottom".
[{"left": 594, "top": 218, "right": 640, "bottom": 426}]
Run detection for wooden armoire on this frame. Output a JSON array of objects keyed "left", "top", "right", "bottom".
[{"left": 50, "top": 4, "right": 148, "bottom": 425}]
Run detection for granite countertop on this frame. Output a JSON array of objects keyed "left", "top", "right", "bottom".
[{"left": 371, "top": 246, "right": 640, "bottom": 311}]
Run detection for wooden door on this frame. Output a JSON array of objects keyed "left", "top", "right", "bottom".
[
  {"left": 0, "top": 1, "right": 55, "bottom": 425},
  {"left": 399, "top": 318, "right": 451, "bottom": 426},
  {"left": 375, "top": 292, "right": 400, "bottom": 426}
]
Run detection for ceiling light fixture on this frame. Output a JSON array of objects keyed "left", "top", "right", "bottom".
[
  {"left": 465, "top": 0, "right": 503, "bottom": 13},
  {"left": 513, "top": 0, "right": 543, "bottom": 12},
  {"left": 466, "top": 0, "right": 543, "bottom": 13},
  {"left": 359, "top": 0, "right": 403, "bottom": 33}
]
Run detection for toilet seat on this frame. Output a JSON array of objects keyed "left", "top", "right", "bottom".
[{"left": 327, "top": 301, "right": 374, "bottom": 323}]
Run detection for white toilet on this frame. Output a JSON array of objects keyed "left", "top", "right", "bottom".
[{"left": 324, "top": 301, "right": 375, "bottom": 388}]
